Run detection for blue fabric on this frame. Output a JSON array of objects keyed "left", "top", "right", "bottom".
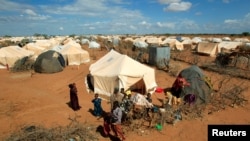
[{"left": 92, "top": 98, "right": 103, "bottom": 116}]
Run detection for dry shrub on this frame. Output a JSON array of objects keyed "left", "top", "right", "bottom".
[
  {"left": 5, "top": 115, "right": 99, "bottom": 141},
  {"left": 207, "top": 76, "right": 248, "bottom": 114}
]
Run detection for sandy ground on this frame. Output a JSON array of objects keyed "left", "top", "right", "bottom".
[{"left": 0, "top": 49, "right": 250, "bottom": 141}]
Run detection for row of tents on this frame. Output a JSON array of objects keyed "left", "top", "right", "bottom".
[{"left": 0, "top": 39, "right": 94, "bottom": 70}]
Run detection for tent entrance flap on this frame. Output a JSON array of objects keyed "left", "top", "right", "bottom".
[{"left": 129, "top": 78, "right": 146, "bottom": 94}]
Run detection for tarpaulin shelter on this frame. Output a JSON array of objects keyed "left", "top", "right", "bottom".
[
  {"left": 34, "top": 50, "right": 65, "bottom": 73},
  {"left": 171, "top": 65, "right": 212, "bottom": 105}
]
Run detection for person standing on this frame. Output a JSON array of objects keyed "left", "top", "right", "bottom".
[
  {"left": 111, "top": 101, "right": 126, "bottom": 141},
  {"left": 110, "top": 87, "right": 124, "bottom": 110},
  {"left": 68, "top": 83, "right": 81, "bottom": 111},
  {"left": 92, "top": 93, "right": 103, "bottom": 117}
]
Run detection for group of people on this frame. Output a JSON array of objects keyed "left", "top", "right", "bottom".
[
  {"left": 68, "top": 84, "right": 153, "bottom": 141},
  {"left": 91, "top": 87, "right": 136, "bottom": 141},
  {"left": 102, "top": 87, "right": 134, "bottom": 141}
]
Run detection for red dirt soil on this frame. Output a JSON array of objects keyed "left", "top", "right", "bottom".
[{"left": 0, "top": 48, "right": 250, "bottom": 141}]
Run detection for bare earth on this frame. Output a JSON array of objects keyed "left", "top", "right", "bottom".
[{"left": 0, "top": 49, "right": 250, "bottom": 141}]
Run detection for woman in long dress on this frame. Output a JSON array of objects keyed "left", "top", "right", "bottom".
[{"left": 69, "top": 83, "right": 81, "bottom": 111}]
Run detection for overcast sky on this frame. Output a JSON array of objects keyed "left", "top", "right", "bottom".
[{"left": 0, "top": 0, "right": 249, "bottom": 36}]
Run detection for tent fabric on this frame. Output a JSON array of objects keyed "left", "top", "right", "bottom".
[
  {"left": 131, "top": 93, "right": 153, "bottom": 108},
  {"left": 0, "top": 46, "right": 34, "bottom": 69},
  {"left": 217, "top": 41, "right": 243, "bottom": 53},
  {"left": 171, "top": 65, "right": 212, "bottom": 104},
  {"left": 197, "top": 42, "right": 218, "bottom": 57},
  {"left": 60, "top": 44, "right": 90, "bottom": 65},
  {"left": 89, "top": 49, "right": 157, "bottom": 96},
  {"left": 23, "top": 43, "right": 46, "bottom": 59},
  {"left": 133, "top": 41, "right": 148, "bottom": 48},
  {"left": 33, "top": 40, "right": 53, "bottom": 49},
  {"left": 160, "top": 38, "right": 184, "bottom": 50},
  {"left": 34, "top": 50, "right": 65, "bottom": 73},
  {"left": 89, "top": 41, "right": 100, "bottom": 48}
]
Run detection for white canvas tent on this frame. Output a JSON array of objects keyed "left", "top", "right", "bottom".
[
  {"left": 0, "top": 46, "right": 34, "bottom": 69},
  {"left": 51, "top": 40, "right": 90, "bottom": 66},
  {"left": 197, "top": 42, "right": 219, "bottom": 57},
  {"left": 89, "top": 41, "right": 100, "bottom": 48},
  {"left": 60, "top": 44, "right": 90, "bottom": 66},
  {"left": 23, "top": 42, "right": 47, "bottom": 59},
  {"left": 160, "top": 38, "right": 184, "bottom": 50},
  {"left": 217, "top": 41, "right": 243, "bottom": 53},
  {"left": 133, "top": 40, "right": 148, "bottom": 48},
  {"left": 89, "top": 50, "right": 157, "bottom": 96}
]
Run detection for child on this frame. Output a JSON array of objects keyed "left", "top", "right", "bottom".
[
  {"left": 92, "top": 93, "right": 103, "bottom": 117},
  {"left": 103, "top": 112, "right": 111, "bottom": 137},
  {"left": 146, "top": 93, "right": 153, "bottom": 117},
  {"left": 111, "top": 101, "right": 126, "bottom": 141}
]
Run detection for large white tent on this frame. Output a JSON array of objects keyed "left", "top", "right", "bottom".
[{"left": 89, "top": 50, "right": 157, "bottom": 96}]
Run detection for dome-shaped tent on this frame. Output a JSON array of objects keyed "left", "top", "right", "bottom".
[{"left": 34, "top": 50, "right": 65, "bottom": 73}]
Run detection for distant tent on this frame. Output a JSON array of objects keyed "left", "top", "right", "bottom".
[
  {"left": 197, "top": 42, "right": 218, "bottom": 57},
  {"left": 148, "top": 46, "right": 171, "bottom": 68},
  {"left": 34, "top": 50, "right": 65, "bottom": 73},
  {"left": 176, "top": 36, "right": 183, "bottom": 42},
  {"left": 133, "top": 40, "right": 148, "bottom": 48},
  {"left": 191, "top": 37, "right": 202, "bottom": 44},
  {"left": 171, "top": 65, "right": 212, "bottom": 105},
  {"left": 89, "top": 41, "right": 100, "bottom": 48},
  {"left": 81, "top": 39, "right": 90, "bottom": 44},
  {"left": 23, "top": 43, "right": 46, "bottom": 59},
  {"left": 217, "top": 41, "right": 243, "bottom": 53},
  {"left": 145, "top": 37, "right": 162, "bottom": 46},
  {"left": 234, "top": 38, "right": 249, "bottom": 42},
  {"left": 108, "top": 36, "right": 120, "bottom": 46},
  {"left": 60, "top": 43, "right": 90, "bottom": 66},
  {"left": 222, "top": 37, "right": 231, "bottom": 41},
  {"left": 211, "top": 38, "right": 222, "bottom": 43},
  {"left": 0, "top": 46, "right": 34, "bottom": 69},
  {"left": 160, "top": 38, "right": 184, "bottom": 50},
  {"left": 33, "top": 40, "right": 53, "bottom": 49}
]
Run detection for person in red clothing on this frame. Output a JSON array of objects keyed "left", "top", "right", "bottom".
[
  {"left": 68, "top": 83, "right": 81, "bottom": 111},
  {"left": 103, "top": 112, "right": 111, "bottom": 137}
]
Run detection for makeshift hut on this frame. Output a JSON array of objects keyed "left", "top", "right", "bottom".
[
  {"left": 87, "top": 49, "right": 157, "bottom": 96},
  {"left": 34, "top": 50, "right": 65, "bottom": 73},
  {"left": 170, "top": 65, "right": 213, "bottom": 105}
]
